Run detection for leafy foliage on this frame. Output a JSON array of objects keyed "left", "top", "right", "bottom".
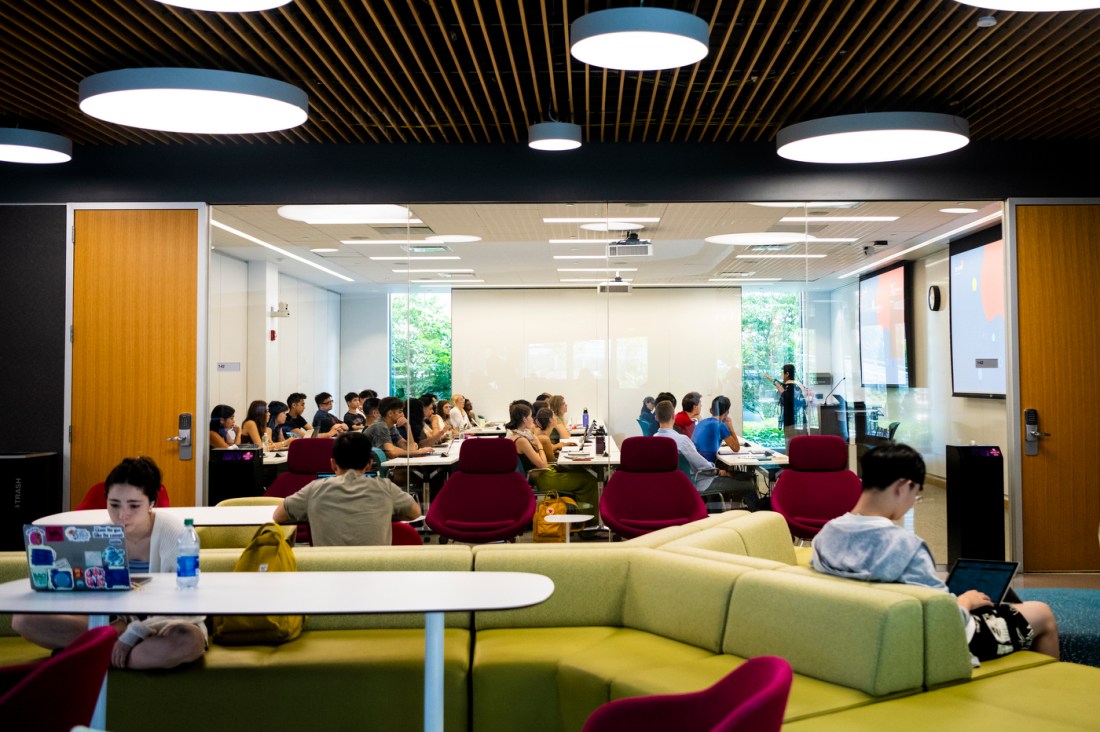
[
  {"left": 390, "top": 293, "right": 452, "bottom": 399},
  {"left": 741, "top": 292, "right": 802, "bottom": 431}
]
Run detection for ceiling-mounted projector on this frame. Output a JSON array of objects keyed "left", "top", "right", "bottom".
[
  {"left": 609, "top": 230, "right": 652, "bottom": 257},
  {"left": 598, "top": 274, "right": 631, "bottom": 294}
]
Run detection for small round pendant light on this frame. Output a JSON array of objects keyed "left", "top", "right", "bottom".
[
  {"left": 0, "top": 128, "right": 73, "bottom": 164},
  {"left": 571, "top": 7, "right": 709, "bottom": 71},
  {"left": 79, "top": 68, "right": 308, "bottom": 135},
  {"left": 528, "top": 121, "right": 583, "bottom": 151},
  {"left": 155, "top": 1, "right": 292, "bottom": 10},
  {"left": 954, "top": 1, "right": 1100, "bottom": 9}
]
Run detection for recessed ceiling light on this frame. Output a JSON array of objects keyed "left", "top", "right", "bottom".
[
  {"left": 570, "top": 7, "right": 709, "bottom": 71},
  {"left": 560, "top": 278, "right": 635, "bottom": 283},
  {"left": 552, "top": 255, "right": 608, "bottom": 260},
  {"left": 309, "top": 247, "right": 339, "bottom": 253},
  {"left": 954, "top": 1, "right": 1100, "bottom": 9},
  {"left": 939, "top": 207, "right": 979, "bottom": 214},
  {"left": 706, "top": 232, "right": 818, "bottom": 245},
  {"left": 424, "top": 234, "right": 482, "bottom": 243},
  {"left": 212, "top": 220, "right": 353, "bottom": 283},
  {"left": 279, "top": 205, "right": 421, "bottom": 225},
  {"left": 543, "top": 217, "right": 661, "bottom": 224},
  {"left": 780, "top": 216, "right": 899, "bottom": 222},
  {"left": 557, "top": 267, "right": 639, "bottom": 272},
  {"left": 777, "top": 112, "right": 969, "bottom": 164},
  {"left": 528, "top": 121, "right": 582, "bottom": 151},
  {"left": 734, "top": 254, "right": 827, "bottom": 259},
  {"left": 403, "top": 246, "right": 452, "bottom": 254},
  {"left": 370, "top": 256, "right": 459, "bottom": 261},
  {"left": 549, "top": 238, "right": 616, "bottom": 244},
  {"left": 0, "top": 128, "right": 73, "bottom": 164},
  {"left": 411, "top": 279, "right": 484, "bottom": 284},
  {"left": 342, "top": 239, "right": 430, "bottom": 245},
  {"left": 391, "top": 268, "right": 474, "bottom": 274},
  {"left": 580, "top": 222, "right": 644, "bottom": 232},
  {"left": 156, "top": 0, "right": 291, "bottom": 8},
  {"left": 708, "top": 278, "right": 782, "bottom": 282},
  {"left": 79, "top": 68, "right": 308, "bottom": 134}
]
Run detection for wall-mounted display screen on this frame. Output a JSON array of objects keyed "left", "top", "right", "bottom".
[
  {"left": 950, "top": 225, "right": 1006, "bottom": 398},
  {"left": 859, "top": 261, "right": 912, "bottom": 387}
]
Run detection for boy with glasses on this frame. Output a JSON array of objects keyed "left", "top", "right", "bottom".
[
  {"left": 811, "top": 443, "right": 1059, "bottom": 664},
  {"left": 312, "top": 392, "right": 348, "bottom": 438}
]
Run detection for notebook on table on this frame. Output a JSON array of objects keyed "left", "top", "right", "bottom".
[
  {"left": 945, "top": 558, "right": 1020, "bottom": 604},
  {"left": 23, "top": 524, "right": 136, "bottom": 591}
]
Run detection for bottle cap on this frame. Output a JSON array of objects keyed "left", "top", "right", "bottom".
[{"left": 184, "top": 518, "right": 194, "bottom": 526}]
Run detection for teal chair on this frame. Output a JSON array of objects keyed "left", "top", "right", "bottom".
[
  {"left": 636, "top": 418, "right": 659, "bottom": 437},
  {"left": 372, "top": 447, "right": 389, "bottom": 478}
]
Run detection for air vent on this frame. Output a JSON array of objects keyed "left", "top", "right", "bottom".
[
  {"left": 748, "top": 244, "right": 792, "bottom": 252},
  {"left": 607, "top": 242, "right": 652, "bottom": 257},
  {"left": 371, "top": 225, "right": 436, "bottom": 237},
  {"left": 598, "top": 280, "right": 632, "bottom": 294},
  {"left": 767, "top": 224, "right": 830, "bottom": 234},
  {"left": 403, "top": 245, "right": 452, "bottom": 254}
]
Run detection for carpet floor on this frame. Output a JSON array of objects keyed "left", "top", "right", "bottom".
[{"left": 1016, "top": 588, "right": 1100, "bottom": 668}]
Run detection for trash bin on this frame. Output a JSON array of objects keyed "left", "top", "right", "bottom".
[{"left": 0, "top": 452, "right": 62, "bottom": 550}]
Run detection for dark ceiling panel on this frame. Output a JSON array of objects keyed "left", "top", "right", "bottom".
[{"left": 1, "top": 1, "right": 1097, "bottom": 147}]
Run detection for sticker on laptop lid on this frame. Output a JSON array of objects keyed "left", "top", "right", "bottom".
[{"left": 64, "top": 526, "right": 93, "bottom": 542}]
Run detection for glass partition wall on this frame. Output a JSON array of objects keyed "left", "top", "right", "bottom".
[{"left": 208, "top": 199, "right": 1010, "bottom": 563}]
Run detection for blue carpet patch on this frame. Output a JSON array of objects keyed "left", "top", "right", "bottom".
[{"left": 1016, "top": 588, "right": 1100, "bottom": 668}]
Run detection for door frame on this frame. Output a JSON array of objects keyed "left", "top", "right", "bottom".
[
  {"left": 63, "top": 202, "right": 210, "bottom": 508},
  {"left": 1005, "top": 197, "right": 1100, "bottom": 571}
]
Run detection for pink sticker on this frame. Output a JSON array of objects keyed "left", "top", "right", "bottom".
[
  {"left": 84, "top": 566, "right": 106, "bottom": 589},
  {"left": 45, "top": 526, "right": 65, "bottom": 542}
]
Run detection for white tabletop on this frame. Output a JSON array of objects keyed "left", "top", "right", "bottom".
[
  {"left": 555, "top": 435, "right": 620, "bottom": 467},
  {"left": 717, "top": 444, "right": 789, "bottom": 467},
  {"left": 545, "top": 514, "right": 594, "bottom": 524},
  {"left": 381, "top": 438, "right": 464, "bottom": 469},
  {"left": 0, "top": 571, "right": 554, "bottom": 616},
  {"left": 34, "top": 506, "right": 279, "bottom": 527},
  {"left": 263, "top": 451, "right": 288, "bottom": 465}
]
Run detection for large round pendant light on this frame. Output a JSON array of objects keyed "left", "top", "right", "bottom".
[
  {"left": 79, "top": 68, "right": 308, "bottom": 134},
  {"left": 0, "top": 128, "right": 72, "bottom": 164},
  {"left": 570, "top": 7, "right": 709, "bottom": 71},
  {"left": 954, "top": 1, "right": 1100, "bottom": 9},
  {"left": 776, "top": 112, "right": 970, "bottom": 164},
  {"left": 156, "top": 1, "right": 292, "bottom": 10},
  {"left": 528, "top": 121, "right": 582, "bottom": 151}
]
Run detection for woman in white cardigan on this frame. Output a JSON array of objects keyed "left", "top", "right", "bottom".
[
  {"left": 448, "top": 393, "right": 473, "bottom": 432},
  {"left": 13, "top": 457, "right": 207, "bottom": 669}
]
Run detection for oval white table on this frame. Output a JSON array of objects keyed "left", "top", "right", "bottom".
[
  {"left": 34, "top": 505, "right": 280, "bottom": 527},
  {"left": 0, "top": 571, "right": 553, "bottom": 732},
  {"left": 545, "top": 513, "right": 594, "bottom": 543}
]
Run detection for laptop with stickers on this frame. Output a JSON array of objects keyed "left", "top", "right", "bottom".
[{"left": 23, "top": 524, "right": 135, "bottom": 591}]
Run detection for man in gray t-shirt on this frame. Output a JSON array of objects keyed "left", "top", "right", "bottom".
[
  {"left": 367, "top": 396, "right": 432, "bottom": 459},
  {"left": 273, "top": 431, "right": 420, "bottom": 546}
]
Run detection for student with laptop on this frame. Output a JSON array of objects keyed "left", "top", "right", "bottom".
[
  {"left": 811, "top": 444, "right": 1059, "bottom": 664},
  {"left": 13, "top": 456, "right": 208, "bottom": 669}
]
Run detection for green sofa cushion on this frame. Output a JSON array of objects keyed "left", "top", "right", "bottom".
[
  {"left": 610, "top": 654, "right": 880, "bottom": 723},
  {"left": 555, "top": 628, "right": 717, "bottom": 732},
  {"left": 108, "top": 629, "right": 470, "bottom": 732},
  {"left": 780, "top": 565, "right": 973, "bottom": 688},
  {"left": 620, "top": 512, "right": 740, "bottom": 547},
  {"left": 622, "top": 551, "right": 751, "bottom": 652},
  {"left": 659, "top": 545, "right": 789, "bottom": 570},
  {"left": 472, "top": 626, "right": 621, "bottom": 732},
  {"left": 726, "top": 570, "right": 924, "bottom": 697},
  {"left": 783, "top": 661, "right": 1100, "bottom": 731},
  {"left": 661, "top": 525, "right": 749, "bottom": 554},
  {"left": 472, "top": 546, "right": 634, "bottom": 630},
  {"left": 715, "top": 511, "right": 798, "bottom": 564}
]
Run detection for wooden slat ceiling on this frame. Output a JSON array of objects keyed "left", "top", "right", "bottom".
[{"left": 1, "top": 0, "right": 1098, "bottom": 147}]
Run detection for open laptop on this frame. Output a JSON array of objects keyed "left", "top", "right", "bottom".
[
  {"left": 23, "top": 524, "right": 135, "bottom": 591},
  {"left": 945, "top": 558, "right": 1021, "bottom": 604}
]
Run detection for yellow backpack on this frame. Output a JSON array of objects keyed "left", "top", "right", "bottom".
[
  {"left": 532, "top": 490, "right": 578, "bottom": 543},
  {"left": 212, "top": 523, "right": 304, "bottom": 645}
]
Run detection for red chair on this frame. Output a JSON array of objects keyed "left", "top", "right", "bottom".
[
  {"left": 771, "top": 435, "right": 862, "bottom": 542},
  {"left": 0, "top": 626, "right": 117, "bottom": 730},
  {"left": 265, "top": 438, "right": 335, "bottom": 545},
  {"left": 425, "top": 438, "right": 536, "bottom": 543},
  {"left": 391, "top": 521, "right": 424, "bottom": 545},
  {"left": 583, "top": 656, "right": 793, "bottom": 732},
  {"left": 599, "top": 436, "right": 707, "bottom": 539},
  {"left": 75, "top": 481, "right": 171, "bottom": 510}
]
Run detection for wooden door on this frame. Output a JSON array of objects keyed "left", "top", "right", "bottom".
[
  {"left": 1016, "top": 204, "right": 1100, "bottom": 571},
  {"left": 71, "top": 209, "right": 199, "bottom": 508}
]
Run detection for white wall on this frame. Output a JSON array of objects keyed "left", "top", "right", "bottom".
[
  {"left": 827, "top": 250, "right": 1007, "bottom": 479},
  {"left": 452, "top": 288, "right": 742, "bottom": 443},
  {"left": 340, "top": 293, "right": 390, "bottom": 396},
  {"left": 207, "top": 251, "right": 341, "bottom": 415}
]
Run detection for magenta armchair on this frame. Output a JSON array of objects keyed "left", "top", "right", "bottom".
[
  {"left": 600, "top": 436, "right": 707, "bottom": 539},
  {"left": 426, "top": 437, "right": 536, "bottom": 543},
  {"left": 0, "top": 626, "right": 116, "bottom": 730},
  {"left": 771, "top": 435, "right": 862, "bottom": 541},
  {"left": 583, "top": 655, "right": 793, "bottom": 732}
]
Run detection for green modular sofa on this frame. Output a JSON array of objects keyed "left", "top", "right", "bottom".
[{"left": 1, "top": 510, "right": 1097, "bottom": 731}]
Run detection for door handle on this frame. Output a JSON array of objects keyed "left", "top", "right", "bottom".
[
  {"left": 171, "top": 413, "right": 193, "bottom": 461},
  {"left": 166, "top": 435, "right": 188, "bottom": 442}
]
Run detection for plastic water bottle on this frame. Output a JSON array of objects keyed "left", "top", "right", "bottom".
[
  {"left": 176, "top": 518, "right": 200, "bottom": 589},
  {"left": 582, "top": 408, "right": 589, "bottom": 428}
]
